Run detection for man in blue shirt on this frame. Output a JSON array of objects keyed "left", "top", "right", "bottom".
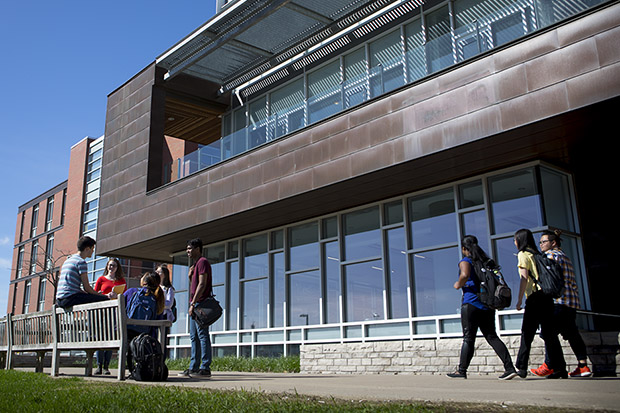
[{"left": 56, "top": 236, "right": 112, "bottom": 308}]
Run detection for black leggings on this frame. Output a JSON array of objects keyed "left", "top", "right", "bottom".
[
  {"left": 458, "top": 303, "right": 515, "bottom": 373},
  {"left": 516, "top": 291, "right": 566, "bottom": 372}
]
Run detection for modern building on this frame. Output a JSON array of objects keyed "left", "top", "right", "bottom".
[
  {"left": 8, "top": 136, "right": 154, "bottom": 315},
  {"left": 96, "top": 0, "right": 619, "bottom": 361}
]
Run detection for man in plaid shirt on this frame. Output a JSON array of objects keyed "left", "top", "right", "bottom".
[{"left": 530, "top": 229, "right": 592, "bottom": 378}]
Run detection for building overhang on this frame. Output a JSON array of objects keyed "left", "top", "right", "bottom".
[{"left": 156, "top": 0, "right": 424, "bottom": 96}]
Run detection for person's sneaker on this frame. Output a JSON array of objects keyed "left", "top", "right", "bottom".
[
  {"left": 103, "top": 368, "right": 111, "bottom": 375},
  {"left": 530, "top": 363, "right": 554, "bottom": 377},
  {"left": 94, "top": 366, "right": 103, "bottom": 375},
  {"left": 516, "top": 369, "right": 528, "bottom": 378},
  {"left": 569, "top": 365, "right": 592, "bottom": 377},
  {"left": 546, "top": 370, "right": 568, "bottom": 379},
  {"left": 197, "top": 369, "right": 212, "bottom": 377},
  {"left": 178, "top": 369, "right": 192, "bottom": 377},
  {"left": 446, "top": 371, "right": 467, "bottom": 379},
  {"left": 499, "top": 370, "right": 518, "bottom": 380}
]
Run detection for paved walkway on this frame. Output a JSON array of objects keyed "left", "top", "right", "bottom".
[{"left": 38, "top": 368, "right": 620, "bottom": 411}]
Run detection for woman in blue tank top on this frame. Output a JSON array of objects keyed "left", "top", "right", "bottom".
[{"left": 447, "top": 235, "right": 517, "bottom": 380}]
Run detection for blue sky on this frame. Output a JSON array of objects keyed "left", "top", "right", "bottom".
[{"left": 0, "top": 1, "right": 217, "bottom": 313}]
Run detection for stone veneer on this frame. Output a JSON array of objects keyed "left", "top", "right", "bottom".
[{"left": 300, "top": 332, "right": 620, "bottom": 376}]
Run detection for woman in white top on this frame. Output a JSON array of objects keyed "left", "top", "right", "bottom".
[{"left": 156, "top": 264, "right": 175, "bottom": 323}]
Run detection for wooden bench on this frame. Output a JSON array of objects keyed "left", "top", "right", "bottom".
[{"left": 0, "top": 297, "right": 170, "bottom": 380}]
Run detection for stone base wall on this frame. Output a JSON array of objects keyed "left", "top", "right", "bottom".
[{"left": 300, "top": 332, "right": 620, "bottom": 376}]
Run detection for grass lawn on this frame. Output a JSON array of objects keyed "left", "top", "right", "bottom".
[{"left": 0, "top": 369, "right": 587, "bottom": 413}]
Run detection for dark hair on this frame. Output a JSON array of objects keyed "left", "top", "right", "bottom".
[
  {"left": 157, "top": 264, "right": 173, "bottom": 289},
  {"left": 187, "top": 238, "right": 203, "bottom": 253},
  {"left": 514, "top": 229, "right": 539, "bottom": 253},
  {"left": 103, "top": 258, "right": 125, "bottom": 281},
  {"left": 461, "top": 235, "right": 491, "bottom": 263},
  {"left": 77, "top": 236, "right": 96, "bottom": 252},
  {"left": 541, "top": 229, "right": 562, "bottom": 247},
  {"left": 140, "top": 272, "right": 165, "bottom": 315}
]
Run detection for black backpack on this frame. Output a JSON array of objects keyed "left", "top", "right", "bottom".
[
  {"left": 129, "top": 333, "right": 168, "bottom": 381},
  {"left": 473, "top": 259, "right": 512, "bottom": 310},
  {"left": 530, "top": 252, "right": 565, "bottom": 299}
]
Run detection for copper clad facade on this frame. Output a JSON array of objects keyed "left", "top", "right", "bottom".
[{"left": 98, "top": 3, "right": 620, "bottom": 262}]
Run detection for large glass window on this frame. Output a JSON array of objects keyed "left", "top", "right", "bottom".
[
  {"left": 248, "top": 97, "right": 269, "bottom": 148},
  {"left": 489, "top": 168, "right": 542, "bottom": 234},
  {"left": 345, "top": 260, "right": 384, "bottom": 322},
  {"left": 405, "top": 18, "right": 426, "bottom": 82},
  {"left": 369, "top": 29, "right": 405, "bottom": 97},
  {"left": 343, "top": 48, "right": 368, "bottom": 109},
  {"left": 409, "top": 188, "right": 457, "bottom": 249},
  {"left": 425, "top": 6, "right": 452, "bottom": 73},
  {"left": 541, "top": 166, "right": 575, "bottom": 231},
  {"left": 243, "top": 234, "right": 269, "bottom": 279},
  {"left": 308, "top": 61, "right": 342, "bottom": 124},
  {"left": 273, "top": 252, "right": 285, "bottom": 327},
  {"left": 242, "top": 277, "right": 268, "bottom": 329},
  {"left": 386, "top": 227, "right": 409, "bottom": 319},
  {"left": 412, "top": 247, "right": 460, "bottom": 316},
  {"left": 324, "top": 241, "right": 341, "bottom": 324},
  {"left": 343, "top": 206, "right": 381, "bottom": 261},
  {"left": 207, "top": 244, "right": 226, "bottom": 332},
  {"left": 289, "top": 270, "right": 321, "bottom": 326},
  {"left": 272, "top": 79, "right": 305, "bottom": 139},
  {"left": 288, "top": 222, "right": 319, "bottom": 272}
]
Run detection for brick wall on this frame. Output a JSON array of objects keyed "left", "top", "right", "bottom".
[{"left": 300, "top": 332, "right": 620, "bottom": 376}]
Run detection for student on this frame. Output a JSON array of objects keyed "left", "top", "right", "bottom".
[
  {"left": 123, "top": 272, "right": 165, "bottom": 374},
  {"left": 94, "top": 258, "right": 127, "bottom": 375},
  {"left": 447, "top": 235, "right": 517, "bottom": 380},
  {"left": 530, "top": 230, "right": 592, "bottom": 378},
  {"left": 514, "top": 229, "right": 568, "bottom": 379},
  {"left": 56, "top": 236, "right": 114, "bottom": 308},
  {"left": 156, "top": 264, "right": 175, "bottom": 323},
  {"left": 178, "top": 238, "right": 213, "bottom": 378}
]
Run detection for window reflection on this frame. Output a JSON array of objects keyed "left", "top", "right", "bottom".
[
  {"left": 495, "top": 237, "right": 521, "bottom": 310},
  {"left": 345, "top": 260, "right": 384, "bottom": 322},
  {"left": 387, "top": 228, "right": 409, "bottom": 319},
  {"left": 413, "top": 247, "right": 460, "bottom": 316},
  {"left": 289, "top": 270, "right": 321, "bottom": 326},
  {"left": 273, "top": 252, "right": 285, "bottom": 327},
  {"left": 344, "top": 206, "right": 381, "bottom": 261},
  {"left": 244, "top": 234, "right": 269, "bottom": 279},
  {"left": 410, "top": 188, "right": 457, "bottom": 249},
  {"left": 489, "top": 169, "right": 542, "bottom": 234},
  {"left": 324, "top": 241, "right": 341, "bottom": 324},
  {"left": 289, "top": 222, "right": 319, "bottom": 272},
  {"left": 461, "top": 210, "right": 490, "bottom": 253},
  {"left": 242, "top": 278, "right": 268, "bottom": 329}
]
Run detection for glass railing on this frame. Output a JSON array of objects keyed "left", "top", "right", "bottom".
[{"left": 163, "top": 0, "right": 608, "bottom": 185}]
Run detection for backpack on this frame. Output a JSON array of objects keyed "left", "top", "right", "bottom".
[
  {"left": 129, "top": 333, "right": 168, "bottom": 381},
  {"left": 126, "top": 288, "right": 157, "bottom": 333},
  {"left": 530, "top": 252, "right": 565, "bottom": 298},
  {"left": 473, "top": 259, "right": 512, "bottom": 310}
]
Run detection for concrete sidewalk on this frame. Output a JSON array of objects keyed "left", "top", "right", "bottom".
[{"left": 40, "top": 368, "right": 620, "bottom": 411}]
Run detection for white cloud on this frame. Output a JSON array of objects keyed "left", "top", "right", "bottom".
[{"left": 0, "top": 237, "right": 10, "bottom": 246}]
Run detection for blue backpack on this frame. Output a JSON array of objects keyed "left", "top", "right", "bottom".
[{"left": 126, "top": 288, "right": 157, "bottom": 333}]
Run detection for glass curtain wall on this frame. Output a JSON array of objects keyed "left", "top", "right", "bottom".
[
  {"left": 168, "top": 0, "right": 607, "bottom": 184},
  {"left": 166, "top": 163, "right": 586, "bottom": 358}
]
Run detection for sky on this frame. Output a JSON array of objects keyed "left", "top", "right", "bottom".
[{"left": 0, "top": 0, "right": 217, "bottom": 313}]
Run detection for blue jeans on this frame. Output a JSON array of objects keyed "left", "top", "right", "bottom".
[
  {"left": 189, "top": 312, "right": 211, "bottom": 371},
  {"left": 96, "top": 350, "right": 112, "bottom": 368}
]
